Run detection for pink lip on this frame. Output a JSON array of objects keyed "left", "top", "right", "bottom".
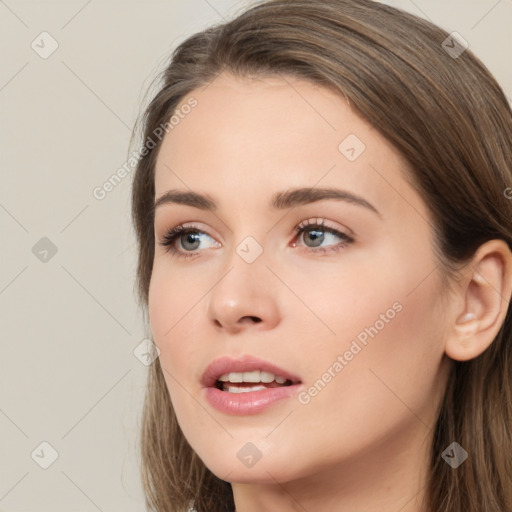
[
  {"left": 200, "top": 354, "right": 303, "bottom": 415},
  {"left": 203, "top": 385, "right": 303, "bottom": 415}
]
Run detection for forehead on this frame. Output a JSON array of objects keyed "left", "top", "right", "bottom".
[
  {"left": 153, "top": 72, "right": 417, "bottom": 217},
  {"left": 161, "top": 74, "right": 349, "bottom": 166}
]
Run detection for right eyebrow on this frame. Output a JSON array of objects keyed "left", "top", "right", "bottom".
[{"left": 153, "top": 190, "right": 217, "bottom": 213}]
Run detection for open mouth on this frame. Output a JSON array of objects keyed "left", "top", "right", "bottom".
[
  {"left": 214, "top": 370, "right": 298, "bottom": 393},
  {"left": 202, "top": 359, "right": 303, "bottom": 414}
]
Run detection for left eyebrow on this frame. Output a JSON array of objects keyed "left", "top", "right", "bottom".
[
  {"left": 153, "top": 187, "right": 381, "bottom": 217},
  {"left": 270, "top": 187, "right": 381, "bottom": 217}
]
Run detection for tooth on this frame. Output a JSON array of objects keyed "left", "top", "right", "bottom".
[
  {"left": 228, "top": 372, "right": 243, "bottom": 383},
  {"left": 243, "top": 370, "right": 261, "bottom": 383},
  {"left": 260, "top": 371, "right": 275, "bottom": 383},
  {"left": 225, "top": 384, "right": 267, "bottom": 393},
  {"left": 217, "top": 371, "right": 289, "bottom": 384}
]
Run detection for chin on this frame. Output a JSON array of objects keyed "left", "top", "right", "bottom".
[{"left": 196, "top": 444, "right": 306, "bottom": 484}]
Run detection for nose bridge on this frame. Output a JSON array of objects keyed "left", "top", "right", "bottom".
[{"left": 221, "top": 213, "right": 269, "bottom": 276}]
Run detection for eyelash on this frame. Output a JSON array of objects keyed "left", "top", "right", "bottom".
[{"left": 158, "top": 218, "right": 354, "bottom": 260}]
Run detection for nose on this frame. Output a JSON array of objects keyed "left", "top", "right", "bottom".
[{"left": 206, "top": 255, "right": 281, "bottom": 334}]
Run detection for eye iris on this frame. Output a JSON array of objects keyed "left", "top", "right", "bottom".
[
  {"left": 182, "top": 232, "right": 201, "bottom": 250},
  {"left": 304, "top": 228, "right": 324, "bottom": 247}
]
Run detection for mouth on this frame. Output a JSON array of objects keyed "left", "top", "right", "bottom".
[
  {"left": 201, "top": 355, "right": 302, "bottom": 393},
  {"left": 214, "top": 370, "right": 297, "bottom": 393},
  {"left": 201, "top": 355, "right": 303, "bottom": 415}
]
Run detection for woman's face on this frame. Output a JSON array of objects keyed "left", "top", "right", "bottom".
[{"left": 149, "top": 72, "right": 453, "bottom": 489}]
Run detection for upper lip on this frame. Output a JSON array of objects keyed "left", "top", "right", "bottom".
[{"left": 201, "top": 354, "right": 302, "bottom": 388}]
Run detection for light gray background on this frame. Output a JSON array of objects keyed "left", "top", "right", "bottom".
[{"left": 1, "top": 1, "right": 510, "bottom": 511}]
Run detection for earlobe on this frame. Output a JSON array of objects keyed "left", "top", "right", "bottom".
[{"left": 444, "top": 240, "right": 512, "bottom": 362}]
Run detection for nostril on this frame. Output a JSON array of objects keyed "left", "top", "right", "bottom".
[{"left": 240, "top": 316, "right": 261, "bottom": 324}]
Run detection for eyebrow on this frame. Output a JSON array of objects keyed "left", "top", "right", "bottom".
[{"left": 153, "top": 187, "right": 381, "bottom": 217}]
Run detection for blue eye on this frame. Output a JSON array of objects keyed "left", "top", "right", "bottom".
[
  {"left": 159, "top": 225, "right": 218, "bottom": 259},
  {"left": 158, "top": 219, "right": 354, "bottom": 259},
  {"left": 293, "top": 218, "right": 354, "bottom": 254}
]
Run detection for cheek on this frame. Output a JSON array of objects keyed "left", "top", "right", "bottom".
[
  {"left": 148, "top": 267, "right": 201, "bottom": 382},
  {"left": 300, "top": 262, "right": 445, "bottom": 431},
  {"left": 148, "top": 273, "right": 206, "bottom": 430},
  {"left": 301, "top": 236, "right": 445, "bottom": 362},
  {"left": 290, "top": 244, "right": 446, "bottom": 406},
  {"left": 148, "top": 262, "right": 203, "bottom": 340}
]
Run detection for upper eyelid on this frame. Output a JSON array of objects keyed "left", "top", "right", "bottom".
[
  {"left": 160, "top": 220, "right": 352, "bottom": 246},
  {"left": 161, "top": 220, "right": 348, "bottom": 237},
  {"left": 296, "top": 218, "right": 349, "bottom": 232}
]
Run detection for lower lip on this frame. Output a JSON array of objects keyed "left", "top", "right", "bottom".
[{"left": 204, "top": 384, "right": 302, "bottom": 415}]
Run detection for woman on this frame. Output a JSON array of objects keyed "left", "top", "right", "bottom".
[{"left": 130, "top": 1, "right": 512, "bottom": 510}]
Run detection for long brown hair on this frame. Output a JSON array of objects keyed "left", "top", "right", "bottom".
[{"left": 130, "top": 1, "right": 512, "bottom": 510}]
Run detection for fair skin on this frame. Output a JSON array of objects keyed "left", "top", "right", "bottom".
[{"left": 149, "top": 72, "right": 512, "bottom": 512}]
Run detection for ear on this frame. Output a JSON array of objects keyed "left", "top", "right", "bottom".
[{"left": 445, "top": 239, "right": 512, "bottom": 362}]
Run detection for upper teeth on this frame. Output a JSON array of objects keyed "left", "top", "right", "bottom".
[{"left": 218, "top": 371, "right": 287, "bottom": 384}]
